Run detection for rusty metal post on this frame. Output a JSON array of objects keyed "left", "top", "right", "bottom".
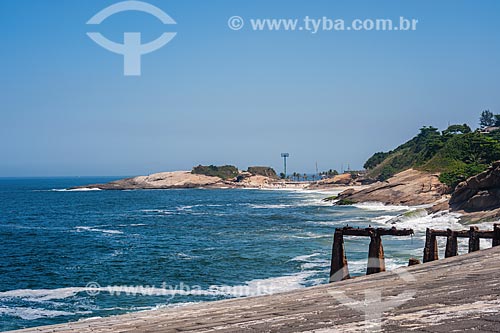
[
  {"left": 423, "top": 228, "right": 438, "bottom": 262},
  {"left": 493, "top": 224, "right": 500, "bottom": 247},
  {"left": 366, "top": 233, "right": 385, "bottom": 275},
  {"left": 329, "top": 229, "right": 350, "bottom": 282},
  {"left": 468, "top": 226, "right": 480, "bottom": 253},
  {"left": 445, "top": 229, "right": 458, "bottom": 258}
]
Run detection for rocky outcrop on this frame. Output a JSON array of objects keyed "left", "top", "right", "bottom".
[
  {"left": 306, "top": 174, "right": 355, "bottom": 190},
  {"left": 450, "top": 161, "right": 500, "bottom": 212},
  {"left": 446, "top": 161, "right": 500, "bottom": 222},
  {"left": 335, "top": 169, "right": 447, "bottom": 206},
  {"left": 70, "top": 170, "right": 286, "bottom": 191},
  {"left": 71, "top": 171, "right": 224, "bottom": 190},
  {"left": 247, "top": 166, "right": 279, "bottom": 179}
]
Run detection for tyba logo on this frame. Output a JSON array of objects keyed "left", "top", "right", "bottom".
[{"left": 87, "top": 1, "right": 177, "bottom": 76}]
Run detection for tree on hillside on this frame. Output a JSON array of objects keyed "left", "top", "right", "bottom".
[
  {"left": 480, "top": 110, "right": 495, "bottom": 128},
  {"left": 414, "top": 126, "right": 444, "bottom": 161},
  {"left": 442, "top": 124, "right": 471, "bottom": 136}
]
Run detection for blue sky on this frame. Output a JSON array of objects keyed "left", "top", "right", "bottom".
[{"left": 1, "top": 0, "right": 499, "bottom": 177}]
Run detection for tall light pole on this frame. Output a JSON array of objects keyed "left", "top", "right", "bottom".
[{"left": 281, "top": 153, "right": 289, "bottom": 178}]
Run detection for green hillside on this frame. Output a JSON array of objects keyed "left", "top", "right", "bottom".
[{"left": 364, "top": 120, "right": 500, "bottom": 189}]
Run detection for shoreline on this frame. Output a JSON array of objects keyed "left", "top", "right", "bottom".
[
  {"left": 8, "top": 246, "right": 500, "bottom": 333},
  {"left": 5, "top": 179, "right": 497, "bottom": 331}
]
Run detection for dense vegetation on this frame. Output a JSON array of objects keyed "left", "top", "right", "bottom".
[
  {"left": 247, "top": 166, "right": 278, "bottom": 179},
  {"left": 192, "top": 165, "right": 239, "bottom": 180},
  {"left": 364, "top": 112, "right": 500, "bottom": 189}
]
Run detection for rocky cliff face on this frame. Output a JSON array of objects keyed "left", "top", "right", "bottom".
[
  {"left": 335, "top": 169, "right": 448, "bottom": 206},
  {"left": 450, "top": 161, "right": 500, "bottom": 213}
]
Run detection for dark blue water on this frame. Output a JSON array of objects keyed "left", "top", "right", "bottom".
[{"left": 0, "top": 178, "right": 439, "bottom": 331}]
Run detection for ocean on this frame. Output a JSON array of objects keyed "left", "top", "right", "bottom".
[{"left": 0, "top": 177, "right": 482, "bottom": 331}]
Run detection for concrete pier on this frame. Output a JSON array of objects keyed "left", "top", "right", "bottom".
[
  {"left": 444, "top": 228, "right": 458, "bottom": 258},
  {"left": 366, "top": 234, "right": 385, "bottom": 275},
  {"left": 423, "top": 228, "right": 438, "bottom": 262},
  {"left": 329, "top": 229, "right": 350, "bottom": 282},
  {"left": 8, "top": 246, "right": 500, "bottom": 333},
  {"left": 329, "top": 226, "right": 413, "bottom": 282}
]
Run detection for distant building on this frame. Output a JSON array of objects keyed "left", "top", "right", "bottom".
[{"left": 480, "top": 126, "right": 500, "bottom": 133}]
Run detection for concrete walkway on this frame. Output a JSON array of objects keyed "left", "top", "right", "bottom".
[{"left": 9, "top": 246, "right": 500, "bottom": 332}]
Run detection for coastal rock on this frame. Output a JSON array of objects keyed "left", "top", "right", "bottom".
[
  {"left": 70, "top": 170, "right": 289, "bottom": 191},
  {"left": 450, "top": 161, "right": 500, "bottom": 212},
  {"left": 307, "top": 173, "right": 354, "bottom": 190},
  {"left": 71, "top": 171, "right": 223, "bottom": 190},
  {"left": 447, "top": 161, "right": 500, "bottom": 221},
  {"left": 335, "top": 169, "right": 447, "bottom": 206}
]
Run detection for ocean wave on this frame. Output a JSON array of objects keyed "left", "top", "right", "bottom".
[
  {"left": 353, "top": 202, "right": 411, "bottom": 211},
  {"left": 0, "top": 306, "right": 78, "bottom": 320},
  {"left": 294, "top": 255, "right": 330, "bottom": 270},
  {"left": 176, "top": 205, "right": 194, "bottom": 211},
  {"left": 175, "top": 252, "right": 198, "bottom": 260},
  {"left": 290, "top": 253, "right": 321, "bottom": 262},
  {"left": 51, "top": 188, "right": 102, "bottom": 192},
  {"left": 381, "top": 211, "right": 462, "bottom": 233},
  {"left": 248, "top": 199, "right": 331, "bottom": 209},
  {"left": 0, "top": 270, "right": 317, "bottom": 307},
  {"left": 347, "top": 257, "right": 407, "bottom": 275},
  {"left": 117, "top": 223, "right": 147, "bottom": 227},
  {"left": 371, "top": 215, "right": 401, "bottom": 224},
  {"left": 75, "top": 226, "right": 123, "bottom": 235},
  {"left": 300, "top": 261, "right": 329, "bottom": 270},
  {"left": 290, "top": 232, "right": 331, "bottom": 239},
  {"left": 307, "top": 217, "right": 372, "bottom": 227},
  {"left": 248, "top": 204, "right": 292, "bottom": 209},
  {"left": 0, "top": 287, "right": 83, "bottom": 302},
  {"left": 210, "top": 271, "right": 317, "bottom": 297},
  {"left": 141, "top": 209, "right": 174, "bottom": 215}
]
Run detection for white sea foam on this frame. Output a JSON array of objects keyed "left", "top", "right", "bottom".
[
  {"left": 175, "top": 252, "right": 197, "bottom": 260},
  {"left": 52, "top": 188, "right": 102, "bottom": 192},
  {"left": 210, "top": 271, "right": 317, "bottom": 297},
  {"left": 290, "top": 253, "right": 321, "bottom": 262},
  {"left": 307, "top": 217, "right": 374, "bottom": 227},
  {"left": 382, "top": 211, "right": 462, "bottom": 234},
  {"left": 0, "top": 287, "right": 83, "bottom": 301},
  {"left": 176, "top": 205, "right": 193, "bottom": 211},
  {"left": 347, "top": 257, "right": 406, "bottom": 275},
  {"left": 248, "top": 204, "right": 292, "bottom": 209},
  {"left": 117, "top": 223, "right": 147, "bottom": 227},
  {"left": 300, "top": 259, "right": 330, "bottom": 270},
  {"left": 289, "top": 253, "right": 330, "bottom": 270},
  {"left": 353, "top": 202, "right": 411, "bottom": 211},
  {"left": 372, "top": 215, "right": 400, "bottom": 224},
  {"left": 75, "top": 226, "right": 123, "bottom": 235},
  {"left": 141, "top": 209, "right": 174, "bottom": 215},
  {"left": 0, "top": 306, "right": 77, "bottom": 320},
  {"left": 290, "top": 232, "right": 331, "bottom": 239},
  {"left": 0, "top": 270, "right": 317, "bottom": 306}
]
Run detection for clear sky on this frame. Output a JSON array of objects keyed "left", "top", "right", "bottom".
[{"left": 1, "top": 0, "right": 499, "bottom": 177}]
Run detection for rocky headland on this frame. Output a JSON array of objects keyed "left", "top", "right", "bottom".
[
  {"left": 329, "top": 122, "right": 500, "bottom": 223},
  {"left": 332, "top": 163, "right": 500, "bottom": 223},
  {"left": 71, "top": 166, "right": 314, "bottom": 191}
]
